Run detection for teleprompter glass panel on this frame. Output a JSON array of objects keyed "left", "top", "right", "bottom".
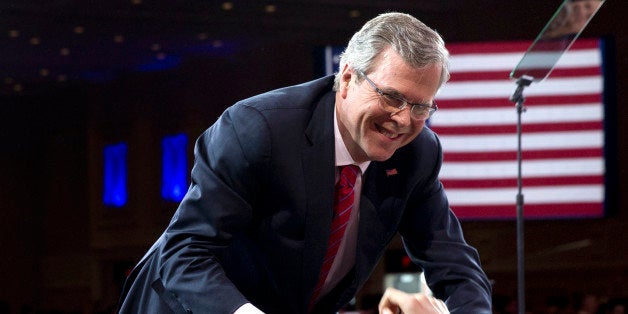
[{"left": 510, "top": 0, "right": 605, "bottom": 81}]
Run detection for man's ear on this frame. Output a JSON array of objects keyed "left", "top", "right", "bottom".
[{"left": 339, "top": 64, "right": 353, "bottom": 98}]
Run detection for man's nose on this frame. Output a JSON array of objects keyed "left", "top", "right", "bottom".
[{"left": 390, "top": 105, "right": 413, "bottom": 126}]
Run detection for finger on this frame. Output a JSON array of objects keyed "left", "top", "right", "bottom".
[
  {"left": 434, "top": 298, "right": 449, "bottom": 313},
  {"left": 427, "top": 295, "right": 440, "bottom": 308},
  {"left": 413, "top": 294, "right": 449, "bottom": 313},
  {"left": 378, "top": 287, "right": 406, "bottom": 313}
]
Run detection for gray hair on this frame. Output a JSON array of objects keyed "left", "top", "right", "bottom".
[{"left": 333, "top": 12, "right": 450, "bottom": 91}]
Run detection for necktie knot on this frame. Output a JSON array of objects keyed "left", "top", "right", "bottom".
[
  {"left": 335, "top": 165, "right": 359, "bottom": 207},
  {"left": 338, "top": 164, "right": 359, "bottom": 189}
]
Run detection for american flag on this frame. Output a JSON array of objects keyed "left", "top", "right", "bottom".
[{"left": 431, "top": 38, "right": 606, "bottom": 219}]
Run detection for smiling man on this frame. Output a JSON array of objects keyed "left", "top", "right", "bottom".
[{"left": 118, "top": 12, "right": 492, "bottom": 314}]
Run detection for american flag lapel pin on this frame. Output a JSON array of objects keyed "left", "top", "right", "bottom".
[{"left": 386, "top": 168, "right": 398, "bottom": 177}]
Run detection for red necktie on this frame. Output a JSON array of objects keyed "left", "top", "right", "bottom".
[{"left": 309, "top": 165, "right": 360, "bottom": 311}]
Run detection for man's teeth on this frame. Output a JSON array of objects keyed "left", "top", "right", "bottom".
[{"left": 380, "top": 129, "right": 398, "bottom": 138}]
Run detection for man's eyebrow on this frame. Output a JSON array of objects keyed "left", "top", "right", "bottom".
[
  {"left": 380, "top": 86, "right": 404, "bottom": 97},
  {"left": 378, "top": 86, "right": 412, "bottom": 101}
]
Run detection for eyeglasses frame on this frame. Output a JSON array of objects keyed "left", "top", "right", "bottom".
[{"left": 355, "top": 68, "right": 438, "bottom": 119}]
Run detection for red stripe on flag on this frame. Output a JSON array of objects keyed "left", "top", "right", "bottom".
[
  {"left": 448, "top": 67, "right": 601, "bottom": 82},
  {"left": 441, "top": 175, "right": 604, "bottom": 189},
  {"left": 524, "top": 94, "right": 602, "bottom": 105},
  {"left": 436, "top": 98, "right": 511, "bottom": 109},
  {"left": 449, "top": 71, "right": 511, "bottom": 81},
  {"left": 446, "top": 41, "right": 532, "bottom": 54},
  {"left": 539, "top": 67, "right": 601, "bottom": 77},
  {"left": 445, "top": 38, "right": 599, "bottom": 55},
  {"left": 443, "top": 148, "right": 603, "bottom": 162},
  {"left": 436, "top": 94, "right": 601, "bottom": 109},
  {"left": 452, "top": 203, "right": 604, "bottom": 219},
  {"left": 432, "top": 121, "right": 603, "bottom": 135},
  {"left": 563, "top": 38, "right": 601, "bottom": 49}
]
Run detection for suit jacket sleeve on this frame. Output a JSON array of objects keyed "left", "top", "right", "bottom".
[
  {"left": 157, "top": 103, "right": 271, "bottom": 313},
  {"left": 397, "top": 129, "right": 492, "bottom": 313}
]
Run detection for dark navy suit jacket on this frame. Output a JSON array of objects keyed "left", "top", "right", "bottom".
[{"left": 118, "top": 76, "right": 492, "bottom": 313}]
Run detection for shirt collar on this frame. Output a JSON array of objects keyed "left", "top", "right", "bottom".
[{"left": 334, "top": 108, "right": 370, "bottom": 173}]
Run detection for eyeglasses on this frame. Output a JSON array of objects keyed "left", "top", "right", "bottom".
[{"left": 355, "top": 69, "right": 438, "bottom": 120}]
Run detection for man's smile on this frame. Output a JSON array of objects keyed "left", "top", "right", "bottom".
[{"left": 375, "top": 124, "right": 403, "bottom": 140}]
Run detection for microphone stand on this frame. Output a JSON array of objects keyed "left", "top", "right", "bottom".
[{"left": 509, "top": 75, "right": 533, "bottom": 314}]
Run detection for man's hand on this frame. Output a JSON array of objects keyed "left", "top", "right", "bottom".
[{"left": 378, "top": 287, "right": 449, "bottom": 314}]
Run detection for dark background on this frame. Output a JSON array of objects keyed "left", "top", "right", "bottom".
[{"left": 0, "top": 1, "right": 625, "bottom": 313}]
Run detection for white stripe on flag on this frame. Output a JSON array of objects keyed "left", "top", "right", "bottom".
[
  {"left": 446, "top": 184, "right": 604, "bottom": 205},
  {"left": 438, "top": 76, "right": 603, "bottom": 99},
  {"left": 449, "top": 48, "right": 601, "bottom": 73},
  {"left": 449, "top": 53, "right": 522, "bottom": 72},
  {"left": 440, "top": 158, "right": 604, "bottom": 179},
  {"left": 439, "top": 130, "right": 603, "bottom": 152},
  {"left": 431, "top": 103, "right": 603, "bottom": 126}
]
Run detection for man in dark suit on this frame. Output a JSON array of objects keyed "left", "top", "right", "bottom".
[{"left": 118, "top": 12, "right": 492, "bottom": 314}]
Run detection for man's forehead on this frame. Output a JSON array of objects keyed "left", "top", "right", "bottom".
[{"left": 371, "top": 64, "right": 441, "bottom": 100}]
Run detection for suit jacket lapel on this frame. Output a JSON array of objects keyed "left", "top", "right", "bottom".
[
  {"left": 300, "top": 90, "right": 336, "bottom": 306},
  {"left": 353, "top": 162, "right": 406, "bottom": 297}
]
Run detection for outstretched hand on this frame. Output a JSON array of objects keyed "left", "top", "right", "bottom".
[{"left": 378, "top": 287, "right": 449, "bottom": 314}]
